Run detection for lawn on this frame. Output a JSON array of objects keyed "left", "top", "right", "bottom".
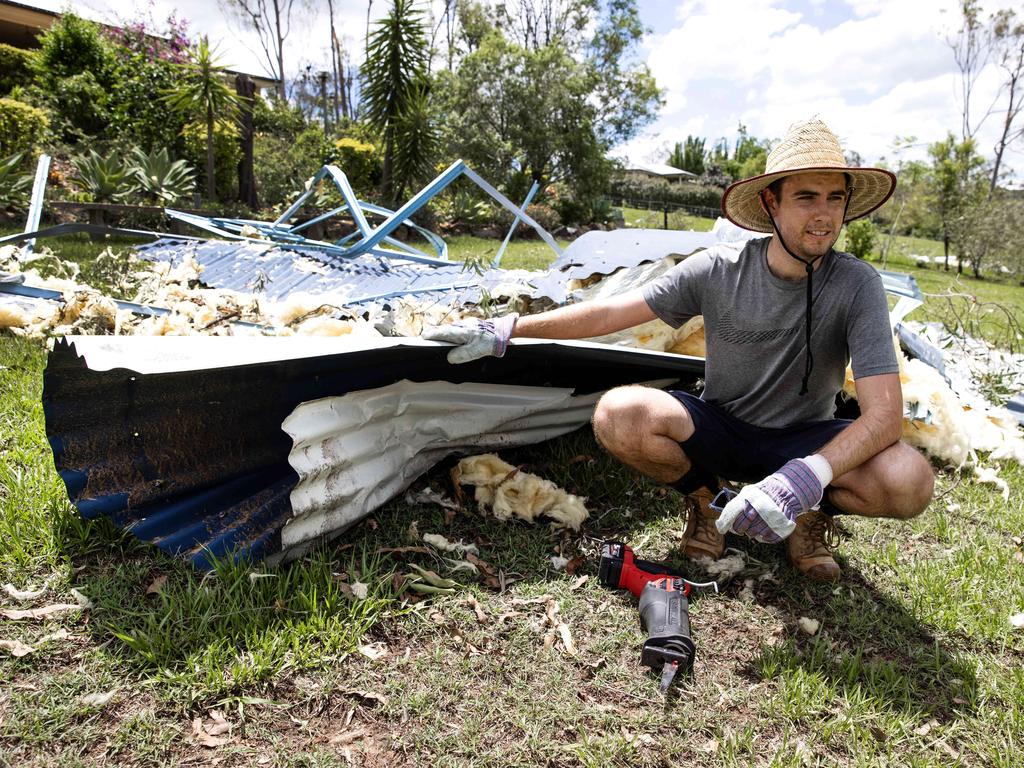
[{"left": 2, "top": 223, "right": 1024, "bottom": 767}]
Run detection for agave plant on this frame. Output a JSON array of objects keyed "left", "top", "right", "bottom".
[
  {"left": 0, "top": 153, "right": 33, "bottom": 208},
  {"left": 70, "top": 150, "right": 130, "bottom": 203},
  {"left": 128, "top": 147, "right": 196, "bottom": 205}
]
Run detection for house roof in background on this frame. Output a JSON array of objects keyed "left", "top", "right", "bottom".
[
  {"left": 0, "top": 0, "right": 280, "bottom": 89},
  {"left": 623, "top": 162, "right": 698, "bottom": 179}
]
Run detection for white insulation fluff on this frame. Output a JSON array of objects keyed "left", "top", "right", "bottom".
[
  {"left": 455, "top": 453, "right": 589, "bottom": 530},
  {"left": 845, "top": 342, "right": 1024, "bottom": 468}
]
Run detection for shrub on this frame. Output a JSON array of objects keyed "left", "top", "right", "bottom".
[
  {"left": 41, "top": 71, "right": 110, "bottom": 142},
  {"left": 328, "top": 136, "right": 380, "bottom": 197},
  {"left": 106, "top": 50, "right": 189, "bottom": 150},
  {"left": 252, "top": 95, "right": 306, "bottom": 136},
  {"left": 182, "top": 120, "right": 241, "bottom": 201},
  {"left": 30, "top": 13, "right": 115, "bottom": 88},
  {"left": 609, "top": 177, "right": 723, "bottom": 211},
  {"left": 253, "top": 127, "right": 332, "bottom": 209},
  {"left": 0, "top": 45, "right": 33, "bottom": 95},
  {"left": 0, "top": 98, "right": 49, "bottom": 156},
  {"left": 845, "top": 218, "right": 878, "bottom": 260}
]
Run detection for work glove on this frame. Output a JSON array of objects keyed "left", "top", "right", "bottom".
[
  {"left": 715, "top": 455, "right": 833, "bottom": 543},
  {"left": 422, "top": 313, "right": 518, "bottom": 364}
]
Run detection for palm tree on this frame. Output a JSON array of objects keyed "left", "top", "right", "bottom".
[
  {"left": 360, "top": 0, "right": 436, "bottom": 206},
  {"left": 163, "top": 37, "right": 242, "bottom": 200}
]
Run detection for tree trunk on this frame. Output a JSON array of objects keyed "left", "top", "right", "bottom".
[
  {"left": 943, "top": 233, "right": 950, "bottom": 271},
  {"left": 274, "top": 0, "right": 287, "bottom": 100},
  {"left": 206, "top": 105, "right": 216, "bottom": 201},
  {"left": 382, "top": 134, "right": 394, "bottom": 207},
  {"left": 989, "top": 75, "right": 1019, "bottom": 197},
  {"left": 235, "top": 74, "right": 258, "bottom": 209},
  {"left": 328, "top": 0, "right": 342, "bottom": 123},
  {"left": 338, "top": 42, "right": 349, "bottom": 119}
]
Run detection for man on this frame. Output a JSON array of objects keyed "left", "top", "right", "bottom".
[{"left": 425, "top": 118, "right": 934, "bottom": 582}]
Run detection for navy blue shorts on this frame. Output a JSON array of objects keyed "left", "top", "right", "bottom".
[{"left": 670, "top": 391, "right": 851, "bottom": 484}]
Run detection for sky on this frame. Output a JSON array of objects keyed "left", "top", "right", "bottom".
[{"left": 32, "top": 0, "right": 1024, "bottom": 184}]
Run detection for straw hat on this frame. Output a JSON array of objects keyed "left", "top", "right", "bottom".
[{"left": 721, "top": 118, "right": 896, "bottom": 233}]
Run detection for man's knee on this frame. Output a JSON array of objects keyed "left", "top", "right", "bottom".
[
  {"left": 874, "top": 444, "right": 934, "bottom": 519},
  {"left": 592, "top": 385, "right": 693, "bottom": 458},
  {"left": 833, "top": 442, "right": 934, "bottom": 519}
]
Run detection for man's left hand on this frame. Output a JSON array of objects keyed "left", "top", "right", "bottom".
[{"left": 716, "top": 456, "right": 833, "bottom": 543}]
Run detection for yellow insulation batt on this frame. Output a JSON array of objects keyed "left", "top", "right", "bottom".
[{"left": 455, "top": 453, "right": 589, "bottom": 530}]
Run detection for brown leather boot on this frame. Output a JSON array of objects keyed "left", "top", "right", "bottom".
[
  {"left": 787, "top": 510, "right": 841, "bottom": 582},
  {"left": 681, "top": 487, "right": 725, "bottom": 560}
]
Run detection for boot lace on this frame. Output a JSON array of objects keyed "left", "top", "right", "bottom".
[{"left": 805, "top": 512, "right": 840, "bottom": 552}]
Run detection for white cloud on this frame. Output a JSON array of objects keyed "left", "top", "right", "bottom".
[{"left": 622, "top": 0, "right": 1023, "bottom": 184}]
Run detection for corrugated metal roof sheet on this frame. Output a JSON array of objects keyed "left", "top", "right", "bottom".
[
  {"left": 135, "top": 238, "right": 569, "bottom": 306},
  {"left": 44, "top": 336, "right": 704, "bottom": 568}
]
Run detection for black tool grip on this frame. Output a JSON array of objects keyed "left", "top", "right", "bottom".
[{"left": 638, "top": 580, "right": 695, "bottom": 673}]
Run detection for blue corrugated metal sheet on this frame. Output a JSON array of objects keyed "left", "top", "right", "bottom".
[{"left": 44, "top": 337, "right": 704, "bottom": 569}]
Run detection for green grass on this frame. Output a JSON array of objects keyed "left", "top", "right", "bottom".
[
  {"left": 3, "top": 227, "right": 1024, "bottom": 766},
  {"left": 621, "top": 205, "right": 716, "bottom": 232}
]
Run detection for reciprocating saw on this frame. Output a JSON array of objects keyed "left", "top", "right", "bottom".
[{"left": 598, "top": 540, "right": 717, "bottom": 693}]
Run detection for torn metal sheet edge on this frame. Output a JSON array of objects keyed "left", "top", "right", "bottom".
[{"left": 57, "top": 334, "right": 707, "bottom": 375}]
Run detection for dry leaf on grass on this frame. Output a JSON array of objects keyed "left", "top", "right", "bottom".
[
  {"left": 193, "top": 716, "right": 232, "bottom": 748},
  {"left": 328, "top": 727, "right": 367, "bottom": 746},
  {"left": 70, "top": 589, "right": 93, "bottom": 609},
  {"left": 564, "top": 556, "right": 585, "bottom": 575},
  {"left": 913, "top": 719, "right": 939, "bottom": 737},
  {"left": 3, "top": 583, "right": 46, "bottom": 601},
  {"left": 340, "top": 688, "right": 387, "bottom": 707},
  {"left": 205, "top": 710, "right": 232, "bottom": 736},
  {"left": 358, "top": 643, "right": 388, "bottom": 661},
  {"left": 465, "top": 553, "right": 500, "bottom": 589},
  {"left": 465, "top": 595, "right": 488, "bottom": 623},
  {"left": 146, "top": 575, "right": 167, "bottom": 595},
  {"left": 1, "top": 603, "right": 80, "bottom": 621},
  {"left": 0, "top": 638, "right": 36, "bottom": 657},
  {"left": 1009, "top": 613, "right": 1024, "bottom": 629},
  {"left": 557, "top": 623, "right": 576, "bottom": 655},
  {"left": 510, "top": 594, "right": 554, "bottom": 606},
  {"left": 569, "top": 575, "right": 589, "bottom": 591}
]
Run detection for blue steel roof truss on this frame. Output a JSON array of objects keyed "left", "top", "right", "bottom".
[{"left": 165, "top": 161, "right": 562, "bottom": 275}]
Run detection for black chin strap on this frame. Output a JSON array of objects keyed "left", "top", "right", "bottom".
[{"left": 760, "top": 190, "right": 854, "bottom": 396}]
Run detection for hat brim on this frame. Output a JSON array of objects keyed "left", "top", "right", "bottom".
[{"left": 721, "top": 166, "right": 897, "bottom": 233}]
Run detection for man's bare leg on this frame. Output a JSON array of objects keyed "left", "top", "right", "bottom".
[
  {"left": 829, "top": 440, "right": 934, "bottom": 519},
  {"left": 591, "top": 385, "right": 695, "bottom": 482},
  {"left": 789, "top": 440, "right": 933, "bottom": 582},
  {"left": 592, "top": 386, "right": 724, "bottom": 559}
]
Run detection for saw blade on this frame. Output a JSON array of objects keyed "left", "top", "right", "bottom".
[{"left": 659, "top": 661, "right": 679, "bottom": 694}]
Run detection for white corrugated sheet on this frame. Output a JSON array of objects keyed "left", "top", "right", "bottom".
[{"left": 280, "top": 378, "right": 671, "bottom": 552}]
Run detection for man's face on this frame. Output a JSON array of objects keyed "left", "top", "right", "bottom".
[{"left": 762, "top": 171, "right": 849, "bottom": 260}]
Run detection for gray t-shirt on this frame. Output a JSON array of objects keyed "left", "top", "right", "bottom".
[{"left": 642, "top": 237, "right": 898, "bottom": 428}]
